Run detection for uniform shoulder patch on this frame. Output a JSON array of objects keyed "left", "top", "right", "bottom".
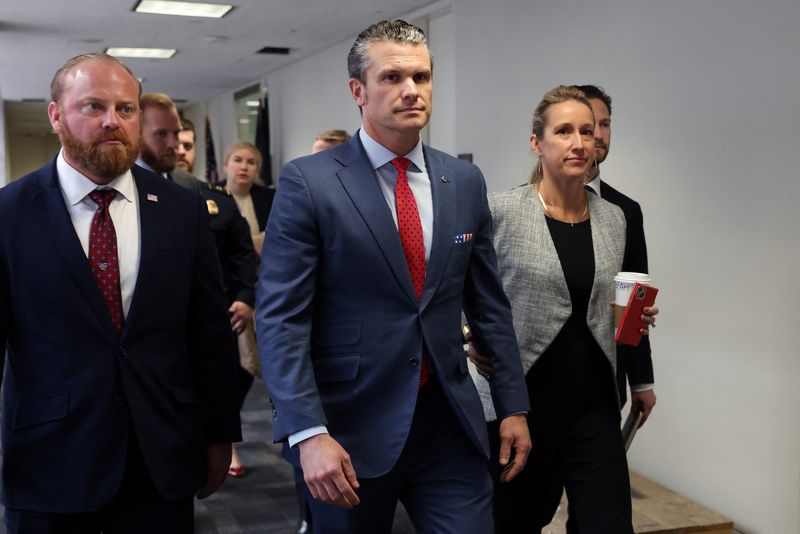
[{"left": 203, "top": 183, "right": 232, "bottom": 196}]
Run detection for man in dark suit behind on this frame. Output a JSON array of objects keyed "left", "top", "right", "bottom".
[
  {"left": 0, "top": 53, "right": 241, "bottom": 533},
  {"left": 257, "top": 20, "right": 531, "bottom": 533},
  {"left": 575, "top": 84, "right": 657, "bottom": 423}
]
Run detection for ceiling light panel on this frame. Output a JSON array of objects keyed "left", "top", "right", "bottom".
[
  {"left": 134, "top": 0, "right": 233, "bottom": 18},
  {"left": 106, "top": 47, "right": 177, "bottom": 59}
]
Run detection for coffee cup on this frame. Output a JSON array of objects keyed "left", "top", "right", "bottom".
[{"left": 614, "top": 272, "right": 651, "bottom": 328}]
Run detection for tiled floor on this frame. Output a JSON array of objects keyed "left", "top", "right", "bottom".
[{"left": 195, "top": 382, "right": 416, "bottom": 533}]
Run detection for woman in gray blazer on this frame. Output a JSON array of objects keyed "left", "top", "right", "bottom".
[{"left": 473, "top": 86, "right": 656, "bottom": 533}]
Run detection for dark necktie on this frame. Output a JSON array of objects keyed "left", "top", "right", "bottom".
[
  {"left": 391, "top": 157, "right": 429, "bottom": 388},
  {"left": 88, "top": 189, "right": 124, "bottom": 334}
]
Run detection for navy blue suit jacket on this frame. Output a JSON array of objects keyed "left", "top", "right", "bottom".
[
  {"left": 599, "top": 180, "right": 654, "bottom": 403},
  {"left": 256, "top": 135, "right": 529, "bottom": 478},
  {"left": 0, "top": 162, "right": 242, "bottom": 512}
]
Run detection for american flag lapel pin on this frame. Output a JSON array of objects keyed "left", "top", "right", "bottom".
[
  {"left": 453, "top": 233, "right": 473, "bottom": 244},
  {"left": 147, "top": 193, "right": 158, "bottom": 202}
]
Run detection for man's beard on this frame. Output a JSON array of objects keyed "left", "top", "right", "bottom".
[
  {"left": 140, "top": 142, "right": 177, "bottom": 174},
  {"left": 594, "top": 144, "right": 609, "bottom": 164},
  {"left": 60, "top": 121, "right": 139, "bottom": 181}
]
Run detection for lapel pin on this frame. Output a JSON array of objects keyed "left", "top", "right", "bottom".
[
  {"left": 147, "top": 193, "right": 158, "bottom": 202},
  {"left": 441, "top": 176, "right": 449, "bottom": 183}
]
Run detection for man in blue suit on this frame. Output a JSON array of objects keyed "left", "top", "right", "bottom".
[
  {"left": 0, "top": 53, "right": 241, "bottom": 533},
  {"left": 257, "top": 20, "right": 531, "bottom": 533}
]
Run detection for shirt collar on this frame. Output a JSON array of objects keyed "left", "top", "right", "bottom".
[
  {"left": 135, "top": 158, "right": 168, "bottom": 179},
  {"left": 585, "top": 174, "right": 602, "bottom": 196},
  {"left": 358, "top": 128, "right": 427, "bottom": 174},
  {"left": 57, "top": 149, "right": 136, "bottom": 205}
]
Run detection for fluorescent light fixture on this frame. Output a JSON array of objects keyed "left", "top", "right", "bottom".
[
  {"left": 134, "top": 0, "right": 233, "bottom": 18},
  {"left": 106, "top": 47, "right": 177, "bottom": 59},
  {"left": 246, "top": 100, "right": 260, "bottom": 107},
  {"left": 239, "top": 119, "right": 250, "bottom": 124}
]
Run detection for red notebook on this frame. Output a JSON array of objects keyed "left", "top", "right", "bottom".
[{"left": 615, "top": 282, "right": 659, "bottom": 347}]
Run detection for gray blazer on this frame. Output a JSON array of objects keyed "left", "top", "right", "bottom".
[{"left": 489, "top": 184, "right": 626, "bottom": 375}]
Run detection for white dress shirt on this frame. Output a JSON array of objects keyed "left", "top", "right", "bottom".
[
  {"left": 57, "top": 150, "right": 141, "bottom": 317},
  {"left": 288, "top": 129, "right": 434, "bottom": 448}
]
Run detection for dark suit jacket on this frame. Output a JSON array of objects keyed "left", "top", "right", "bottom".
[
  {"left": 172, "top": 169, "right": 258, "bottom": 307},
  {"left": 599, "top": 179, "right": 654, "bottom": 404},
  {"left": 0, "top": 162, "right": 242, "bottom": 512},
  {"left": 256, "top": 134, "right": 529, "bottom": 478}
]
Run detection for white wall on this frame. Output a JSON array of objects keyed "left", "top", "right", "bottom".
[
  {"left": 455, "top": 1, "right": 800, "bottom": 532},
  {"left": 266, "top": 38, "right": 361, "bottom": 174}
]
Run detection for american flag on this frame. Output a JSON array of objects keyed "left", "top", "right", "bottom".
[{"left": 205, "top": 116, "right": 219, "bottom": 184}]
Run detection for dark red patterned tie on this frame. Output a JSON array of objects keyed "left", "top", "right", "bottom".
[
  {"left": 391, "top": 157, "right": 429, "bottom": 388},
  {"left": 88, "top": 189, "right": 124, "bottom": 334}
]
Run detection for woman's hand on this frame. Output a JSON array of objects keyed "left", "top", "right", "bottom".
[{"left": 640, "top": 306, "right": 659, "bottom": 335}]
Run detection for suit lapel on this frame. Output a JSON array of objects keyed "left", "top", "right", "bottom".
[
  {"left": 334, "top": 138, "right": 419, "bottom": 305},
  {"left": 32, "top": 163, "right": 118, "bottom": 338},
  {"left": 420, "top": 147, "right": 456, "bottom": 310},
  {"left": 123, "top": 168, "right": 160, "bottom": 334},
  {"left": 587, "top": 194, "right": 619, "bottom": 364}
]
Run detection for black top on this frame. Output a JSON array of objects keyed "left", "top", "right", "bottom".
[{"left": 529, "top": 217, "right": 611, "bottom": 404}]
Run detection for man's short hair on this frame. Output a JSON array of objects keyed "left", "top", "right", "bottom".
[
  {"left": 572, "top": 84, "right": 612, "bottom": 115},
  {"left": 347, "top": 20, "right": 432, "bottom": 82},
  {"left": 51, "top": 52, "right": 141, "bottom": 103},
  {"left": 315, "top": 129, "right": 351, "bottom": 144},
  {"left": 140, "top": 92, "right": 177, "bottom": 114},
  {"left": 180, "top": 117, "right": 196, "bottom": 135}
]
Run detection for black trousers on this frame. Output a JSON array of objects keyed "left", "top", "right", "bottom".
[
  {"left": 490, "top": 371, "right": 633, "bottom": 534},
  {"left": 4, "top": 430, "right": 194, "bottom": 534}
]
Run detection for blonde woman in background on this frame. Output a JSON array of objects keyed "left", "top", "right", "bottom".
[{"left": 221, "top": 141, "right": 275, "bottom": 477}]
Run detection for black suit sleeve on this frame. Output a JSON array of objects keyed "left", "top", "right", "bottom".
[
  {"left": 188, "top": 197, "right": 243, "bottom": 443},
  {"left": 0, "top": 253, "right": 8, "bottom": 386},
  {"left": 620, "top": 200, "right": 654, "bottom": 387},
  {"left": 224, "top": 210, "right": 259, "bottom": 307}
]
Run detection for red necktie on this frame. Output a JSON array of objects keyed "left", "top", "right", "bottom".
[
  {"left": 88, "top": 189, "right": 124, "bottom": 334},
  {"left": 391, "top": 157, "right": 429, "bottom": 388}
]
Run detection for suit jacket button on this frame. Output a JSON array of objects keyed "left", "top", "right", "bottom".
[
  {"left": 408, "top": 357, "right": 419, "bottom": 368},
  {"left": 118, "top": 346, "right": 127, "bottom": 358}
]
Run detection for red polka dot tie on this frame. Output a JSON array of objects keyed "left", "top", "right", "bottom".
[
  {"left": 88, "top": 189, "right": 124, "bottom": 334},
  {"left": 391, "top": 157, "right": 429, "bottom": 388}
]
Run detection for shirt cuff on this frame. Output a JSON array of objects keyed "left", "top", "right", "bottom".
[
  {"left": 631, "top": 383, "right": 655, "bottom": 392},
  {"left": 288, "top": 425, "right": 329, "bottom": 448}
]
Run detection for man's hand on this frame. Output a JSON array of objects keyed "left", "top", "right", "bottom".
[
  {"left": 467, "top": 342, "right": 493, "bottom": 380},
  {"left": 497, "top": 414, "right": 532, "bottom": 483},
  {"left": 197, "top": 443, "right": 232, "bottom": 499},
  {"left": 630, "top": 389, "right": 657, "bottom": 427},
  {"left": 229, "top": 301, "right": 254, "bottom": 333},
  {"left": 298, "top": 434, "right": 360, "bottom": 508}
]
